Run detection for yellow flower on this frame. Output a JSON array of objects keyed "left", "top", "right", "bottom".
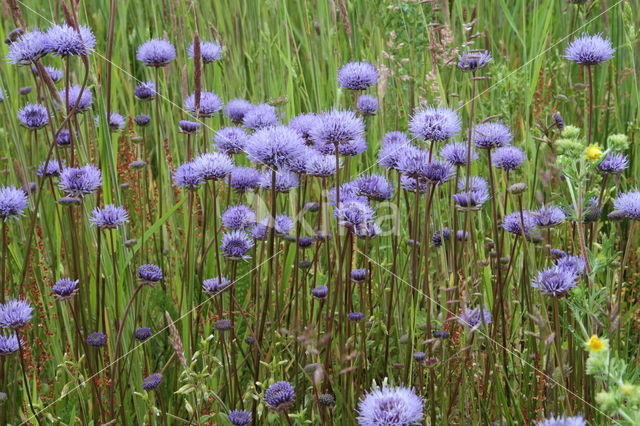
[
  {"left": 620, "top": 383, "right": 636, "bottom": 394},
  {"left": 586, "top": 335, "right": 607, "bottom": 352},
  {"left": 584, "top": 144, "right": 603, "bottom": 160}
]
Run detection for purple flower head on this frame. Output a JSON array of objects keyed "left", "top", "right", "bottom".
[
  {"left": 90, "top": 204, "right": 129, "bottom": 228},
  {"left": 179, "top": 120, "right": 200, "bottom": 134},
  {"left": 502, "top": 211, "right": 537, "bottom": 236},
  {"left": 242, "top": 103, "right": 278, "bottom": 130},
  {"left": 565, "top": 33, "right": 614, "bottom": 65},
  {"left": 492, "top": 146, "right": 525, "bottom": 170},
  {"left": 531, "top": 266, "right": 578, "bottom": 297},
  {"left": 355, "top": 222, "right": 381, "bottom": 239},
  {"left": 108, "top": 112, "right": 125, "bottom": 131},
  {"left": 306, "top": 153, "right": 341, "bottom": 177},
  {"left": 409, "top": 106, "right": 461, "bottom": 142},
  {"left": 457, "top": 50, "right": 492, "bottom": 71},
  {"left": 184, "top": 91, "right": 223, "bottom": 118},
  {"left": 18, "top": 104, "right": 49, "bottom": 129},
  {"left": 337, "top": 61, "right": 378, "bottom": 90},
  {"left": 382, "top": 131, "right": 409, "bottom": 146},
  {"left": 202, "top": 276, "right": 233, "bottom": 295},
  {"left": 458, "top": 307, "right": 491, "bottom": 329},
  {"left": 134, "top": 327, "right": 152, "bottom": 341},
  {"left": 259, "top": 170, "right": 299, "bottom": 192},
  {"left": 355, "top": 174, "right": 394, "bottom": 201},
  {"left": 246, "top": 125, "right": 306, "bottom": 169},
  {"left": 535, "top": 415, "right": 586, "bottom": 426},
  {"left": 298, "top": 237, "right": 315, "bottom": 248},
  {"left": 229, "top": 167, "right": 261, "bottom": 192},
  {"left": 269, "top": 215, "right": 294, "bottom": 237},
  {"left": 228, "top": 409, "right": 252, "bottom": 426},
  {"left": 134, "top": 81, "right": 156, "bottom": 100},
  {"left": 357, "top": 385, "right": 424, "bottom": 426},
  {"left": 59, "top": 165, "right": 102, "bottom": 197},
  {"left": 472, "top": 122, "right": 513, "bottom": 149},
  {"left": 7, "top": 30, "right": 49, "bottom": 65},
  {"left": 173, "top": 161, "right": 204, "bottom": 189},
  {"left": 534, "top": 205, "right": 566, "bottom": 227},
  {"left": 136, "top": 39, "right": 176, "bottom": 67},
  {"left": 0, "top": 333, "right": 20, "bottom": 356},
  {"left": 225, "top": 99, "right": 253, "bottom": 123},
  {"left": 555, "top": 255, "right": 586, "bottom": 275},
  {"left": 56, "top": 129, "right": 71, "bottom": 146},
  {"left": 290, "top": 113, "right": 322, "bottom": 142},
  {"left": 193, "top": 152, "right": 233, "bottom": 180},
  {"left": 0, "top": 187, "right": 28, "bottom": 221},
  {"left": 333, "top": 137, "right": 367, "bottom": 156},
  {"left": 441, "top": 142, "right": 478, "bottom": 166},
  {"left": 397, "top": 146, "right": 430, "bottom": 178},
  {"left": 134, "top": 114, "right": 151, "bottom": 127},
  {"left": 351, "top": 269, "right": 368, "bottom": 282},
  {"left": 137, "top": 264, "right": 163, "bottom": 285},
  {"left": 401, "top": 176, "right": 428, "bottom": 193},
  {"left": 378, "top": 142, "right": 411, "bottom": 170},
  {"left": 142, "top": 373, "right": 163, "bottom": 390},
  {"left": 356, "top": 94, "right": 378, "bottom": 115},
  {"left": 86, "top": 331, "right": 106, "bottom": 347},
  {"left": 348, "top": 312, "right": 365, "bottom": 322},
  {"left": 311, "top": 285, "right": 328, "bottom": 299},
  {"left": 214, "top": 127, "right": 248, "bottom": 155},
  {"left": 222, "top": 205, "right": 256, "bottom": 230},
  {"left": 613, "top": 190, "right": 640, "bottom": 219},
  {"left": 58, "top": 85, "right": 93, "bottom": 111},
  {"left": 432, "top": 228, "right": 453, "bottom": 246},
  {"left": 550, "top": 249, "right": 567, "bottom": 260},
  {"left": 287, "top": 147, "right": 317, "bottom": 175},
  {"left": 328, "top": 181, "right": 368, "bottom": 205},
  {"left": 221, "top": 231, "right": 254, "bottom": 260},
  {"left": 264, "top": 381, "right": 296, "bottom": 411},
  {"left": 598, "top": 153, "right": 629, "bottom": 175},
  {"left": 334, "top": 200, "right": 374, "bottom": 232},
  {"left": 46, "top": 24, "right": 95, "bottom": 57},
  {"left": 33, "top": 65, "right": 63, "bottom": 83},
  {"left": 453, "top": 190, "right": 490, "bottom": 209},
  {"left": 188, "top": 41, "right": 222, "bottom": 63},
  {"left": 52, "top": 278, "right": 79, "bottom": 301},
  {"left": 420, "top": 161, "right": 455, "bottom": 185},
  {"left": 0, "top": 299, "right": 33, "bottom": 329},
  {"left": 310, "top": 110, "right": 365, "bottom": 146}
]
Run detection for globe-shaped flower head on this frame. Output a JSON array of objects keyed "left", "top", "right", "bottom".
[
  {"left": 355, "top": 174, "right": 394, "bottom": 201},
  {"left": 227, "top": 409, "right": 252, "bottom": 426},
  {"left": 565, "top": 34, "right": 614, "bottom": 65},
  {"left": 246, "top": 126, "right": 306, "bottom": 169},
  {"left": 52, "top": 278, "right": 79, "bottom": 301},
  {"left": 535, "top": 415, "right": 586, "bottom": 426},
  {"left": 0, "top": 334, "right": 20, "bottom": 356},
  {"left": 264, "top": 381, "right": 296, "bottom": 411},
  {"left": 306, "top": 153, "right": 341, "bottom": 177},
  {"left": 420, "top": 161, "right": 455, "bottom": 185},
  {"left": 18, "top": 104, "right": 49, "bottom": 129},
  {"left": 409, "top": 106, "right": 461, "bottom": 142},
  {"left": 90, "top": 205, "right": 129, "bottom": 229},
  {"left": 555, "top": 255, "right": 586, "bottom": 275},
  {"left": 108, "top": 112, "right": 125, "bottom": 131},
  {"left": 137, "top": 264, "right": 163, "bottom": 286},
  {"left": 7, "top": 30, "right": 49, "bottom": 65},
  {"left": 184, "top": 91, "right": 223, "bottom": 118},
  {"left": 136, "top": 39, "right": 176, "bottom": 67},
  {"left": 214, "top": 127, "right": 249, "bottom": 155},
  {"left": 222, "top": 205, "right": 256, "bottom": 230},
  {"left": 242, "top": 103, "right": 278, "bottom": 130},
  {"left": 178, "top": 120, "right": 200, "bottom": 134},
  {"left": 613, "top": 190, "right": 640, "bottom": 220},
  {"left": 457, "top": 50, "right": 492, "bottom": 71},
  {"left": 492, "top": 146, "right": 525, "bottom": 170},
  {"left": 59, "top": 165, "right": 102, "bottom": 197},
  {"left": 440, "top": 142, "right": 478, "bottom": 166},
  {"left": 46, "top": 24, "right": 96, "bottom": 57},
  {"left": 310, "top": 110, "right": 365, "bottom": 147},
  {"left": 531, "top": 266, "right": 578, "bottom": 297},
  {"left": 534, "top": 205, "right": 566, "bottom": 227},
  {"left": 502, "top": 211, "right": 537, "bottom": 236},
  {"left": 142, "top": 373, "right": 163, "bottom": 390},
  {"left": 34, "top": 66, "right": 63, "bottom": 83},
  {"left": 473, "top": 122, "right": 513, "bottom": 149},
  {"left": 458, "top": 307, "right": 492, "bottom": 329},
  {"left": 356, "top": 385, "right": 424, "bottom": 426},
  {"left": 173, "top": 161, "right": 204, "bottom": 189},
  {"left": 193, "top": 152, "right": 233, "bottom": 180},
  {"left": 0, "top": 300, "right": 33, "bottom": 329},
  {"left": 202, "top": 276, "right": 233, "bottom": 295},
  {"left": 86, "top": 331, "right": 107, "bottom": 347},
  {"left": 58, "top": 85, "right": 93, "bottom": 112},
  {"left": 37, "top": 160, "right": 65, "bottom": 178},
  {"left": 134, "top": 327, "right": 152, "bottom": 341},
  {"left": 134, "top": 81, "right": 156, "bottom": 100},
  {"left": 356, "top": 95, "right": 379, "bottom": 116},
  {"left": 598, "top": 153, "right": 629, "bottom": 175},
  {"left": 229, "top": 167, "right": 261, "bottom": 192},
  {"left": 188, "top": 41, "right": 222, "bottom": 63},
  {"left": 220, "top": 230, "right": 254, "bottom": 260},
  {"left": 337, "top": 61, "right": 378, "bottom": 90},
  {"left": 0, "top": 187, "right": 28, "bottom": 221},
  {"left": 378, "top": 143, "right": 412, "bottom": 171},
  {"left": 290, "top": 113, "right": 322, "bottom": 143},
  {"left": 225, "top": 99, "right": 253, "bottom": 124}
]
